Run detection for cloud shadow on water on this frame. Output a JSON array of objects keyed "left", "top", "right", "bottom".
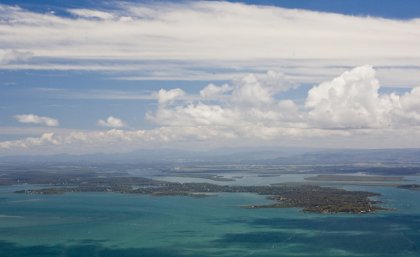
[
  {"left": 0, "top": 240, "right": 189, "bottom": 257},
  {"left": 211, "top": 214, "right": 420, "bottom": 256}
]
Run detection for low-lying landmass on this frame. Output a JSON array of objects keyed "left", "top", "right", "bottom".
[
  {"left": 397, "top": 184, "right": 420, "bottom": 191},
  {"left": 257, "top": 174, "right": 281, "bottom": 177},
  {"left": 155, "top": 173, "right": 235, "bottom": 182},
  {"left": 305, "top": 175, "right": 405, "bottom": 182},
  {"left": 1, "top": 169, "right": 385, "bottom": 214},
  {"left": 15, "top": 183, "right": 385, "bottom": 214}
]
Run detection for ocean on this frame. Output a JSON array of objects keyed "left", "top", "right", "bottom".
[{"left": 0, "top": 177, "right": 419, "bottom": 257}]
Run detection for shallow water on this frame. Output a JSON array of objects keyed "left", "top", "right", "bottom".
[{"left": 0, "top": 181, "right": 420, "bottom": 257}]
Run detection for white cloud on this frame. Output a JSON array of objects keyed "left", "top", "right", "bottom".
[
  {"left": 144, "top": 66, "right": 420, "bottom": 142},
  {"left": 157, "top": 88, "right": 185, "bottom": 104},
  {"left": 231, "top": 74, "right": 273, "bottom": 106},
  {"left": 0, "top": 2, "right": 420, "bottom": 85},
  {"left": 14, "top": 114, "right": 59, "bottom": 127},
  {"left": 392, "top": 87, "right": 420, "bottom": 125},
  {"left": 200, "top": 83, "right": 232, "bottom": 98},
  {"left": 67, "top": 9, "right": 115, "bottom": 20},
  {"left": 0, "top": 132, "right": 59, "bottom": 149},
  {"left": 148, "top": 69, "right": 306, "bottom": 134},
  {"left": 254, "top": 70, "right": 296, "bottom": 94},
  {"left": 2, "top": 65, "right": 420, "bottom": 154},
  {"left": 97, "top": 116, "right": 126, "bottom": 128},
  {"left": 306, "top": 65, "right": 390, "bottom": 129},
  {"left": 0, "top": 49, "right": 32, "bottom": 64},
  {"left": 305, "top": 65, "right": 420, "bottom": 129}
]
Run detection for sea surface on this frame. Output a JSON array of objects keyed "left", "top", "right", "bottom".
[{"left": 1, "top": 175, "right": 420, "bottom": 257}]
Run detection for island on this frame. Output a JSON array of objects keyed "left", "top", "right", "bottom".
[
  {"left": 305, "top": 174, "right": 405, "bottom": 182},
  {"left": 397, "top": 184, "right": 420, "bottom": 191},
  {"left": 4, "top": 170, "right": 385, "bottom": 214},
  {"left": 155, "top": 173, "right": 235, "bottom": 181}
]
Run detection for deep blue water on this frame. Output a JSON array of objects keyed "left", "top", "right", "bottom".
[{"left": 0, "top": 181, "right": 420, "bottom": 257}]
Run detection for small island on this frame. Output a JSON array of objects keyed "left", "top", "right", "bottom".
[
  {"left": 305, "top": 174, "right": 405, "bottom": 182},
  {"left": 397, "top": 184, "right": 420, "bottom": 191}
]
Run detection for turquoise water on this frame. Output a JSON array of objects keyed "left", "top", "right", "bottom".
[{"left": 0, "top": 184, "right": 420, "bottom": 257}]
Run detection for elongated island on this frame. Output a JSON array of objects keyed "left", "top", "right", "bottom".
[{"left": 1, "top": 170, "right": 386, "bottom": 214}]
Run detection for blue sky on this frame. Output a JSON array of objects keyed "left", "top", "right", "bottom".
[
  {"left": 0, "top": 0, "right": 420, "bottom": 154},
  {"left": 3, "top": 0, "right": 420, "bottom": 19}
]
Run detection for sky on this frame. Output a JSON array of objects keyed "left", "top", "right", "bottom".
[{"left": 0, "top": 0, "right": 420, "bottom": 155}]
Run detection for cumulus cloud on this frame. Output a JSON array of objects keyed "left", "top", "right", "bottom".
[
  {"left": 148, "top": 69, "right": 304, "bottom": 136},
  {"left": 97, "top": 116, "right": 126, "bottom": 128},
  {"left": 256, "top": 71, "right": 296, "bottom": 94},
  {"left": 305, "top": 65, "right": 420, "bottom": 129},
  {"left": 200, "top": 83, "right": 232, "bottom": 98},
  {"left": 391, "top": 87, "right": 420, "bottom": 125},
  {"left": 2, "top": 66, "right": 420, "bottom": 154},
  {"left": 14, "top": 114, "right": 59, "bottom": 127},
  {"left": 231, "top": 74, "right": 274, "bottom": 106},
  {"left": 306, "top": 65, "right": 390, "bottom": 129},
  {"left": 146, "top": 65, "right": 420, "bottom": 141},
  {"left": 157, "top": 89, "right": 185, "bottom": 104}
]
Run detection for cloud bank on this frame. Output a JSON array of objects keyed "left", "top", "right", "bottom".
[
  {"left": 2, "top": 66, "right": 420, "bottom": 154},
  {"left": 0, "top": 2, "right": 419, "bottom": 85},
  {"left": 148, "top": 65, "right": 420, "bottom": 133}
]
